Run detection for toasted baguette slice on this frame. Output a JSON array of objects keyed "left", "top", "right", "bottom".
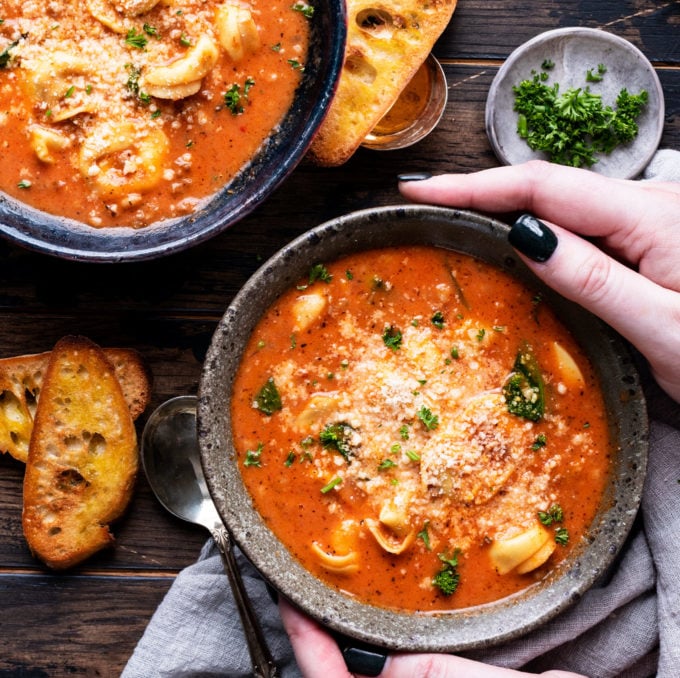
[
  {"left": 22, "top": 336, "right": 139, "bottom": 569},
  {"left": 0, "top": 347, "right": 150, "bottom": 463},
  {"left": 309, "top": 0, "right": 457, "bottom": 166}
]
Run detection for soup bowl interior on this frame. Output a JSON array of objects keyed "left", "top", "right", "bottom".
[
  {"left": 0, "top": 3, "right": 346, "bottom": 263},
  {"left": 198, "top": 205, "right": 648, "bottom": 652}
]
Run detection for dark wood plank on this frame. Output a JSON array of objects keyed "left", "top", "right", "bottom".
[
  {"left": 0, "top": 574, "right": 172, "bottom": 677},
  {"left": 437, "top": 0, "right": 680, "bottom": 63}
]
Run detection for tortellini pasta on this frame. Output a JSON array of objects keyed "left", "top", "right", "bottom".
[
  {"left": 365, "top": 500, "right": 416, "bottom": 555},
  {"left": 86, "top": 0, "right": 161, "bottom": 32},
  {"left": 488, "top": 523, "right": 555, "bottom": 575},
  {"left": 25, "top": 53, "right": 98, "bottom": 121},
  {"left": 29, "top": 126, "right": 72, "bottom": 164},
  {"left": 311, "top": 520, "right": 360, "bottom": 575},
  {"left": 79, "top": 121, "right": 170, "bottom": 196},
  {"left": 215, "top": 1, "right": 261, "bottom": 62},
  {"left": 292, "top": 292, "right": 327, "bottom": 333},
  {"left": 142, "top": 34, "right": 219, "bottom": 100},
  {"left": 552, "top": 341, "right": 585, "bottom": 389},
  {"left": 85, "top": 0, "right": 132, "bottom": 33},
  {"left": 295, "top": 393, "right": 340, "bottom": 431}
]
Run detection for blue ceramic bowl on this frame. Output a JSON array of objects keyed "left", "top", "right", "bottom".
[{"left": 0, "top": 3, "right": 346, "bottom": 262}]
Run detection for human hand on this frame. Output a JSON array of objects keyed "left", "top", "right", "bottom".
[
  {"left": 399, "top": 161, "right": 680, "bottom": 403},
  {"left": 279, "top": 598, "right": 584, "bottom": 678}
]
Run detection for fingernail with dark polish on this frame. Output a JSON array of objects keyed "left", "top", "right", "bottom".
[
  {"left": 397, "top": 172, "right": 432, "bottom": 182},
  {"left": 509, "top": 214, "right": 558, "bottom": 263}
]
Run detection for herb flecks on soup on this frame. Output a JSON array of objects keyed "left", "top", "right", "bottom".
[
  {"left": 231, "top": 246, "right": 612, "bottom": 612},
  {"left": 0, "top": 0, "right": 309, "bottom": 228}
]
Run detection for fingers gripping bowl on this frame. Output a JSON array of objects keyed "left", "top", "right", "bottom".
[{"left": 198, "top": 206, "right": 648, "bottom": 652}]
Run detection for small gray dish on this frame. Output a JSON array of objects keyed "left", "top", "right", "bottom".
[
  {"left": 198, "top": 205, "right": 648, "bottom": 653},
  {"left": 485, "top": 27, "right": 665, "bottom": 179}
]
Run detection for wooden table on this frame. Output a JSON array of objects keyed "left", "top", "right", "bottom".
[{"left": 2, "top": 1, "right": 679, "bottom": 675}]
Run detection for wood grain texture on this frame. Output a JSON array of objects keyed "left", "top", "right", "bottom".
[
  {"left": 0, "top": 575, "right": 172, "bottom": 677},
  {"left": 1, "top": 3, "right": 679, "bottom": 674}
]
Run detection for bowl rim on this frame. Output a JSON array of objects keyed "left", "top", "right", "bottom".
[
  {"left": 0, "top": 2, "right": 347, "bottom": 263},
  {"left": 198, "top": 204, "right": 648, "bottom": 652},
  {"left": 485, "top": 26, "right": 665, "bottom": 179}
]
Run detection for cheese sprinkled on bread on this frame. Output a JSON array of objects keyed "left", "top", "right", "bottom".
[{"left": 22, "top": 336, "right": 139, "bottom": 569}]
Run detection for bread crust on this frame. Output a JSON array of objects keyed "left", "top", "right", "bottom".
[
  {"left": 309, "top": 0, "right": 458, "bottom": 166},
  {"left": 22, "top": 336, "right": 139, "bottom": 569},
  {"left": 0, "top": 346, "right": 151, "bottom": 463}
]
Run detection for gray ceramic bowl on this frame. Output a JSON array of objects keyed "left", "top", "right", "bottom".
[
  {"left": 486, "top": 27, "right": 665, "bottom": 179},
  {"left": 198, "top": 205, "right": 648, "bottom": 652},
  {"left": 0, "top": 3, "right": 346, "bottom": 262}
]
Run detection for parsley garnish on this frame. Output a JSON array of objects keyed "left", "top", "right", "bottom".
[
  {"left": 405, "top": 449, "right": 420, "bottom": 462},
  {"left": 320, "top": 476, "right": 342, "bottom": 493},
  {"left": 125, "top": 64, "right": 151, "bottom": 104},
  {"left": 143, "top": 23, "right": 159, "bottom": 38},
  {"left": 531, "top": 433, "right": 547, "bottom": 451},
  {"left": 224, "top": 77, "right": 256, "bottom": 115},
  {"left": 555, "top": 527, "right": 570, "bottom": 545},
  {"left": 17, "top": 179, "right": 31, "bottom": 189},
  {"left": 309, "top": 263, "right": 332, "bottom": 284},
  {"left": 431, "top": 311, "right": 445, "bottom": 329},
  {"left": 378, "top": 458, "right": 397, "bottom": 470},
  {"left": 513, "top": 65, "right": 648, "bottom": 167},
  {"left": 382, "top": 325, "right": 402, "bottom": 351},
  {"left": 291, "top": 2, "right": 314, "bottom": 19},
  {"left": 432, "top": 549, "right": 461, "bottom": 596},
  {"left": 0, "top": 37, "right": 21, "bottom": 68},
  {"left": 503, "top": 344, "right": 545, "bottom": 422},
  {"left": 284, "top": 451, "right": 296, "bottom": 467},
  {"left": 254, "top": 377, "right": 282, "bottom": 415},
  {"left": 417, "top": 406, "right": 439, "bottom": 431},
  {"left": 586, "top": 63, "right": 607, "bottom": 83},
  {"left": 244, "top": 443, "right": 264, "bottom": 467},
  {"left": 538, "top": 504, "right": 564, "bottom": 526},
  {"left": 417, "top": 521, "right": 431, "bottom": 550},
  {"left": 125, "top": 28, "right": 148, "bottom": 49},
  {"left": 320, "top": 422, "right": 355, "bottom": 461},
  {"left": 539, "top": 505, "right": 570, "bottom": 545}
]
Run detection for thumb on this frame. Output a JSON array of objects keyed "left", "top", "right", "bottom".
[{"left": 510, "top": 215, "right": 680, "bottom": 400}]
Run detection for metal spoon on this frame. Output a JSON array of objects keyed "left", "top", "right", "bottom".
[{"left": 141, "top": 395, "right": 278, "bottom": 678}]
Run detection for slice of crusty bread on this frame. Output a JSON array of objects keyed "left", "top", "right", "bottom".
[
  {"left": 22, "top": 336, "right": 139, "bottom": 569},
  {"left": 0, "top": 347, "right": 150, "bottom": 463},
  {"left": 308, "top": 0, "right": 458, "bottom": 166}
]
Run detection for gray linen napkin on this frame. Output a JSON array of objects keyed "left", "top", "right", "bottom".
[{"left": 123, "top": 150, "right": 680, "bottom": 678}]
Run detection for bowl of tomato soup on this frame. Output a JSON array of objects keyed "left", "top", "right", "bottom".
[
  {"left": 0, "top": 0, "right": 345, "bottom": 261},
  {"left": 198, "top": 205, "right": 648, "bottom": 652}
]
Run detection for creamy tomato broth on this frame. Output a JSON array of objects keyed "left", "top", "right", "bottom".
[
  {"left": 0, "top": 0, "right": 309, "bottom": 227},
  {"left": 231, "top": 246, "right": 612, "bottom": 612}
]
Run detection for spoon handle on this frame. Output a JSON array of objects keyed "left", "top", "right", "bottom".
[{"left": 211, "top": 525, "right": 279, "bottom": 678}]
